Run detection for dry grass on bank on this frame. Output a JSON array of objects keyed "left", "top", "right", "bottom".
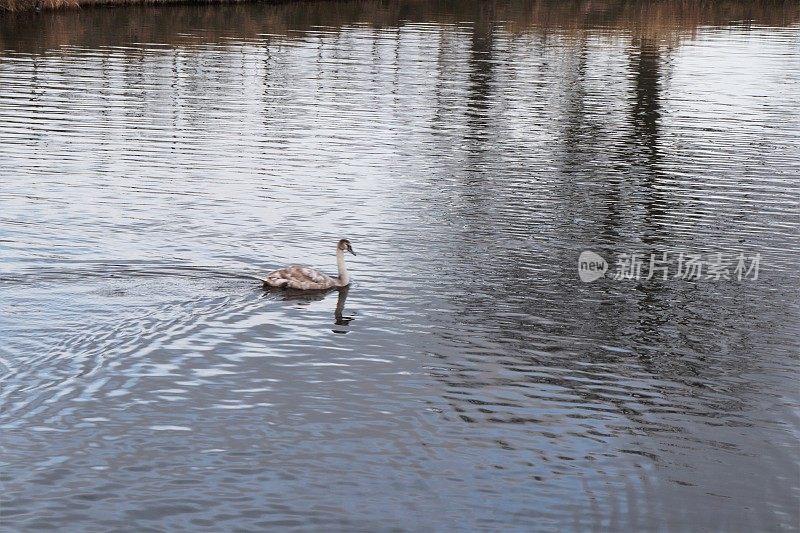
[
  {"left": 1, "top": 0, "right": 247, "bottom": 12},
  {"left": 0, "top": 0, "right": 798, "bottom": 50}
]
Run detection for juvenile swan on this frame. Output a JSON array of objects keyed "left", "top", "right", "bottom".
[{"left": 263, "top": 239, "right": 356, "bottom": 290}]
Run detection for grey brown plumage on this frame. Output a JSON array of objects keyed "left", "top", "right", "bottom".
[
  {"left": 262, "top": 239, "right": 356, "bottom": 290},
  {"left": 264, "top": 265, "right": 338, "bottom": 290}
]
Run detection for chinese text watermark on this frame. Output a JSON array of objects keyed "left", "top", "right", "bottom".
[{"left": 579, "top": 251, "right": 760, "bottom": 283}]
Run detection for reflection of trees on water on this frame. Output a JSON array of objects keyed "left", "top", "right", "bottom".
[
  {"left": 2, "top": 0, "right": 794, "bottom": 454},
  {"left": 625, "top": 37, "right": 674, "bottom": 370},
  {"left": 630, "top": 39, "right": 661, "bottom": 167},
  {"left": 465, "top": 3, "right": 494, "bottom": 143},
  {"left": 417, "top": 22, "right": 783, "bottom": 462},
  {"left": 628, "top": 38, "right": 670, "bottom": 249},
  {"left": 462, "top": 3, "right": 497, "bottom": 240}
]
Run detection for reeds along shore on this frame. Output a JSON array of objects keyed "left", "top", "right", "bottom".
[
  {"left": 0, "top": 0, "right": 798, "bottom": 49},
  {"left": 2, "top": 0, "right": 800, "bottom": 22}
]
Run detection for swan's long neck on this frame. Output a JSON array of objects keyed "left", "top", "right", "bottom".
[{"left": 336, "top": 248, "right": 349, "bottom": 286}]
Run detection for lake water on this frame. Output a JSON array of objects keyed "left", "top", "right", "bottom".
[{"left": 1, "top": 1, "right": 799, "bottom": 530}]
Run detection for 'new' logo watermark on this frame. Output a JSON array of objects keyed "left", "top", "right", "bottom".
[{"left": 578, "top": 251, "right": 608, "bottom": 282}]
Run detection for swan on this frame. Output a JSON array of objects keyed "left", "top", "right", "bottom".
[{"left": 262, "top": 239, "right": 356, "bottom": 290}]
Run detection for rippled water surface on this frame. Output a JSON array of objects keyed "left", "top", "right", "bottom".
[{"left": 1, "top": 1, "right": 799, "bottom": 530}]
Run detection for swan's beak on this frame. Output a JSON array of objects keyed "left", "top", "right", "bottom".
[{"left": 348, "top": 247, "right": 357, "bottom": 256}]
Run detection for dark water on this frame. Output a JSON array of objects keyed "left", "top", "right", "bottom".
[{"left": 1, "top": 1, "right": 799, "bottom": 530}]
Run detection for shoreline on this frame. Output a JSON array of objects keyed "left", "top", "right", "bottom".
[
  {"left": 4, "top": 0, "right": 800, "bottom": 19},
  {"left": 2, "top": 0, "right": 286, "bottom": 13}
]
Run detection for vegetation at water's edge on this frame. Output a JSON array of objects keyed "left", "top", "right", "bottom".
[
  {"left": 1, "top": 0, "right": 799, "bottom": 31},
  {"left": 1, "top": 0, "right": 798, "bottom": 53},
  {"left": 1, "top": 0, "right": 245, "bottom": 12}
]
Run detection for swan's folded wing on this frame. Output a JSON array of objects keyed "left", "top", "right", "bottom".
[
  {"left": 264, "top": 266, "right": 333, "bottom": 289},
  {"left": 288, "top": 266, "right": 328, "bottom": 283}
]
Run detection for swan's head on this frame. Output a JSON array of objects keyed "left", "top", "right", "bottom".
[{"left": 337, "top": 239, "right": 356, "bottom": 256}]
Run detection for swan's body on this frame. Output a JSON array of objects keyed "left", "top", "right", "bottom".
[{"left": 263, "top": 239, "right": 356, "bottom": 290}]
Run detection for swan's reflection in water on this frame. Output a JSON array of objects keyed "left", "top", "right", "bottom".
[
  {"left": 332, "top": 286, "right": 354, "bottom": 331},
  {"left": 264, "top": 285, "right": 354, "bottom": 333}
]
